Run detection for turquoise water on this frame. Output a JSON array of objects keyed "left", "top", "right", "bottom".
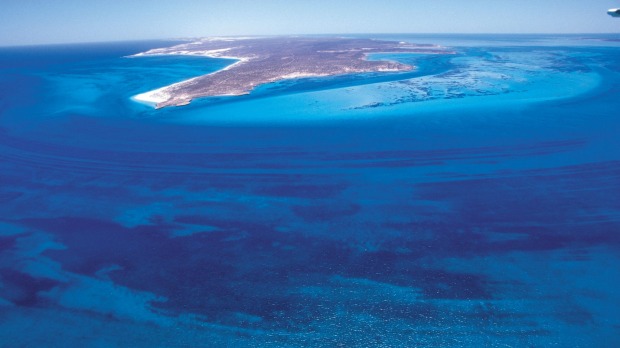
[{"left": 1, "top": 35, "right": 620, "bottom": 347}]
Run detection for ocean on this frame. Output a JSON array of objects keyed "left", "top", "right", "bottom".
[{"left": 1, "top": 34, "right": 619, "bottom": 347}]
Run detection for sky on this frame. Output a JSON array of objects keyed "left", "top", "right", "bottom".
[{"left": 1, "top": 0, "right": 619, "bottom": 46}]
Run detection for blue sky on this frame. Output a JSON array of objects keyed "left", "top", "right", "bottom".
[{"left": 1, "top": 0, "right": 619, "bottom": 45}]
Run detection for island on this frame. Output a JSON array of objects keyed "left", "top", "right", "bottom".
[{"left": 130, "top": 37, "right": 453, "bottom": 108}]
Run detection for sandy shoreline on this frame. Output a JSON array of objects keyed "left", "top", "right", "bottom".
[
  {"left": 130, "top": 54, "right": 248, "bottom": 107},
  {"left": 132, "top": 87, "right": 171, "bottom": 106}
]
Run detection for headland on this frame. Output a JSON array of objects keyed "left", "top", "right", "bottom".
[{"left": 130, "top": 37, "right": 453, "bottom": 108}]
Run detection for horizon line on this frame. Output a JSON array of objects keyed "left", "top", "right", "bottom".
[{"left": 2, "top": 32, "right": 619, "bottom": 48}]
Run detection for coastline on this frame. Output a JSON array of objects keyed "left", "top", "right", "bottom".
[
  {"left": 127, "top": 37, "right": 438, "bottom": 109},
  {"left": 130, "top": 54, "right": 409, "bottom": 108},
  {"left": 131, "top": 55, "right": 247, "bottom": 108}
]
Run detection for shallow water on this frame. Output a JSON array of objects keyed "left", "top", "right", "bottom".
[{"left": 1, "top": 35, "right": 619, "bottom": 347}]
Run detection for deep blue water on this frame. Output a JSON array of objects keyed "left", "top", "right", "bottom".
[{"left": 1, "top": 35, "right": 620, "bottom": 347}]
